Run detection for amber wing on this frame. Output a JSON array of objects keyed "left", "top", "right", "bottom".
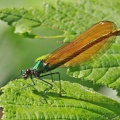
[{"left": 45, "top": 21, "right": 120, "bottom": 69}]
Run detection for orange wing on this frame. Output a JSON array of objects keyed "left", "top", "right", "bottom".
[{"left": 45, "top": 21, "right": 120, "bottom": 68}]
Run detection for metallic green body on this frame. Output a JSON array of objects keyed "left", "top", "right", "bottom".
[{"left": 31, "top": 60, "right": 48, "bottom": 74}]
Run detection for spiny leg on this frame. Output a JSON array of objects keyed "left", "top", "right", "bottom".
[
  {"left": 50, "top": 71, "right": 54, "bottom": 82},
  {"left": 37, "top": 77, "right": 53, "bottom": 97},
  {"left": 40, "top": 72, "right": 62, "bottom": 96},
  {"left": 12, "top": 72, "right": 62, "bottom": 96}
]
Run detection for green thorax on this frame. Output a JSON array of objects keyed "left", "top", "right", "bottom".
[{"left": 31, "top": 60, "right": 48, "bottom": 73}]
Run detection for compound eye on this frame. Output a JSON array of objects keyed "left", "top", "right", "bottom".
[
  {"left": 21, "top": 69, "right": 31, "bottom": 79},
  {"left": 26, "top": 69, "right": 31, "bottom": 74}
]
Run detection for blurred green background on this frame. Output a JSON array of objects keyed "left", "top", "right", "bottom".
[{"left": 0, "top": 0, "right": 120, "bottom": 101}]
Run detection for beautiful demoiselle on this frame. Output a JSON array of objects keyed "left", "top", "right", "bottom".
[{"left": 13, "top": 21, "right": 120, "bottom": 96}]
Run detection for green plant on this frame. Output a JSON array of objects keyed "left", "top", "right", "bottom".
[{"left": 0, "top": 0, "right": 120, "bottom": 119}]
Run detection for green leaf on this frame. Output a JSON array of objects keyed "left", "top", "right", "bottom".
[
  {"left": 67, "top": 41, "right": 120, "bottom": 95},
  {"left": 1, "top": 0, "right": 119, "bottom": 95},
  {"left": 0, "top": 0, "right": 120, "bottom": 41},
  {"left": 1, "top": 1, "right": 120, "bottom": 119},
  {"left": 0, "top": 79, "right": 120, "bottom": 120}
]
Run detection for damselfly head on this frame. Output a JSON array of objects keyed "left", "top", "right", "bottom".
[{"left": 21, "top": 69, "right": 31, "bottom": 79}]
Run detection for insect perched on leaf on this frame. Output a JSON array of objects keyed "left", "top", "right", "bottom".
[{"left": 12, "top": 21, "right": 120, "bottom": 97}]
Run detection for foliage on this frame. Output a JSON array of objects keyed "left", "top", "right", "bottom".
[
  {"left": 0, "top": 0, "right": 120, "bottom": 119},
  {"left": 0, "top": 79, "right": 120, "bottom": 120}
]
